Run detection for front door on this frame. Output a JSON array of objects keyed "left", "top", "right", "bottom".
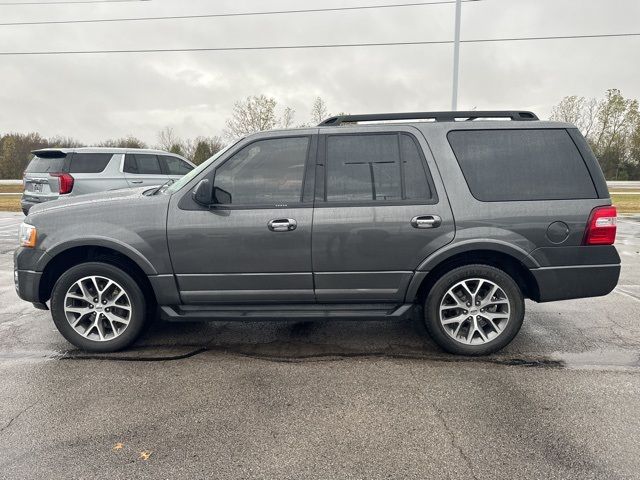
[
  {"left": 312, "top": 127, "right": 455, "bottom": 303},
  {"left": 167, "top": 133, "right": 317, "bottom": 304}
]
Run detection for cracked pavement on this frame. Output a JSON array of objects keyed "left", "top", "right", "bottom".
[{"left": 1, "top": 212, "right": 639, "bottom": 479}]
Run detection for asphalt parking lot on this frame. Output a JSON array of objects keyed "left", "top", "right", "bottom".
[{"left": 1, "top": 211, "right": 639, "bottom": 480}]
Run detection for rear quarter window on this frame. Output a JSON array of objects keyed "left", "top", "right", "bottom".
[
  {"left": 69, "top": 153, "right": 113, "bottom": 173},
  {"left": 447, "top": 129, "right": 597, "bottom": 201}
]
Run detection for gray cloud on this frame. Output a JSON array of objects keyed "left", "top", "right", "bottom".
[{"left": 0, "top": 0, "right": 639, "bottom": 144}]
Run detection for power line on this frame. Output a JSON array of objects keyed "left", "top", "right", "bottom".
[
  {"left": 0, "top": 31, "right": 638, "bottom": 55},
  {"left": 0, "top": 0, "right": 149, "bottom": 4},
  {"left": 0, "top": 0, "right": 481, "bottom": 25}
]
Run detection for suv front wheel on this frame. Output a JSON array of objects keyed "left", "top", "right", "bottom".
[
  {"left": 50, "top": 262, "right": 147, "bottom": 352},
  {"left": 424, "top": 264, "right": 524, "bottom": 355}
]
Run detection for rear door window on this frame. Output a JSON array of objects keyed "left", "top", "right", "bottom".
[
  {"left": 160, "top": 155, "right": 193, "bottom": 175},
  {"left": 123, "top": 155, "right": 138, "bottom": 174},
  {"left": 447, "top": 129, "right": 597, "bottom": 201},
  {"left": 69, "top": 153, "right": 112, "bottom": 173},
  {"left": 124, "top": 154, "right": 162, "bottom": 175},
  {"left": 324, "top": 133, "right": 434, "bottom": 203}
]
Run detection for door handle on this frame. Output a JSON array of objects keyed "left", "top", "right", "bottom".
[
  {"left": 411, "top": 215, "right": 442, "bottom": 229},
  {"left": 131, "top": 180, "right": 143, "bottom": 184},
  {"left": 268, "top": 218, "right": 297, "bottom": 232}
]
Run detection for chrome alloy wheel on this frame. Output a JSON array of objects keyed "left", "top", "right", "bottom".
[
  {"left": 439, "top": 278, "right": 511, "bottom": 345},
  {"left": 63, "top": 275, "right": 132, "bottom": 342}
]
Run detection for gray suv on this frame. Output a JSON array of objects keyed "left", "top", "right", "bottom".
[
  {"left": 14, "top": 111, "right": 620, "bottom": 355},
  {"left": 21, "top": 147, "right": 194, "bottom": 214}
]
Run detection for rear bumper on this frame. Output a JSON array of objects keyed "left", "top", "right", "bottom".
[
  {"left": 20, "top": 197, "right": 44, "bottom": 213},
  {"left": 21, "top": 194, "right": 58, "bottom": 213},
  {"left": 530, "top": 264, "right": 620, "bottom": 302}
]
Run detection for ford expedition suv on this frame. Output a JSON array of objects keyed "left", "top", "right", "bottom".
[{"left": 14, "top": 111, "right": 620, "bottom": 355}]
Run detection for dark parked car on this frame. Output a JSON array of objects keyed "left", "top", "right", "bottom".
[{"left": 14, "top": 111, "right": 620, "bottom": 355}]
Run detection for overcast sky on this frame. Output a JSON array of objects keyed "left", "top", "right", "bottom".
[{"left": 1, "top": 0, "right": 639, "bottom": 145}]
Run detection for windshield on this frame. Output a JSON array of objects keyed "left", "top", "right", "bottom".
[{"left": 165, "top": 141, "right": 239, "bottom": 194}]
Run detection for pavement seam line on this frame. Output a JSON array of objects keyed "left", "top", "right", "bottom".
[
  {"left": 0, "top": 399, "right": 40, "bottom": 435},
  {"left": 408, "top": 364, "right": 479, "bottom": 480}
]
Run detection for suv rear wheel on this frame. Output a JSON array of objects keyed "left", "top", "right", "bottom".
[
  {"left": 424, "top": 264, "right": 524, "bottom": 355},
  {"left": 50, "top": 262, "right": 147, "bottom": 352}
]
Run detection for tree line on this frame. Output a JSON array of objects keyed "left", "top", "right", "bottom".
[
  {"left": 0, "top": 96, "right": 334, "bottom": 179},
  {"left": 1, "top": 91, "right": 638, "bottom": 179},
  {"left": 550, "top": 89, "right": 640, "bottom": 180}
]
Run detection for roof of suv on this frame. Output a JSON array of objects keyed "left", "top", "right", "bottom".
[
  {"left": 256, "top": 110, "right": 572, "bottom": 137},
  {"left": 318, "top": 110, "right": 541, "bottom": 126},
  {"left": 32, "top": 147, "right": 186, "bottom": 157}
]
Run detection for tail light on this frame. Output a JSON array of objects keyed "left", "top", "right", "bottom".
[
  {"left": 583, "top": 205, "right": 617, "bottom": 245},
  {"left": 50, "top": 173, "right": 74, "bottom": 194}
]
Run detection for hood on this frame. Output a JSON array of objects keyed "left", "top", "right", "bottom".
[{"left": 27, "top": 186, "right": 154, "bottom": 218}]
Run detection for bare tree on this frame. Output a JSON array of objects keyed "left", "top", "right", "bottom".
[
  {"left": 550, "top": 95, "right": 599, "bottom": 138},
  {"left": 98, "top": 135, "right": 146, "bottom": 149},
  {"left": 310, "top": 96, "right": 329, "bottom": 124},
  {"left": 281, "top": 106, "right": 295, "bottom": 129},
  {"left": 223, "top": 95, "right": 297, "bottom": 139},
  {"left": 157, "top": 127, "right": 181, "bottom": 152},
  {"left": 224, "top": 95, "right": 278, "bottom": 139}
]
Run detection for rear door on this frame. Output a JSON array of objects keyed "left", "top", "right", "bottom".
[
  {"left": 159, "top": 155, "right": 194, "bottom": 182},
  {"left": 23, "top": 151, "right": 68, "bottom": 204},
  {"left": 123, "top": 153, "right": 168, "bottom": 187},
  {"left": 312, "top": 126, "right": 455, "bottom": 303}
]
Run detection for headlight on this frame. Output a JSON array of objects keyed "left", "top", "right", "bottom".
[{"left": 19, "top": 223, "right": 37, "bottom": 248}]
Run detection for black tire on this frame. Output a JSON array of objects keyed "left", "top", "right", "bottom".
[
  {"left": 50, "top": 262, "right": 147, "bottom": 352},
  {"left": 22, "top": 208, "right": 29, "bottom": 216},
  {"left": 424, "top": 264, "right": 524, "bottom": 356}
]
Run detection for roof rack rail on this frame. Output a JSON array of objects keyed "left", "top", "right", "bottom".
[{"left": 318, "top": 110, "right": 538, "bottom": 126}]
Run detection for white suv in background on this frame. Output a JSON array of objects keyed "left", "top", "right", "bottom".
[{"left": 21, "top": 148, "right": 195, "bottom": 214}]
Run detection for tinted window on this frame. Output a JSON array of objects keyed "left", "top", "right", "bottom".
[
  {"left": 124, "top": 154, "right": 162, "bottom": 175},
  {"left": 161, "top": 155, "right": 193, "bottom": 175},
  {"left": 25, "top": 155, "right": 65, "bottom": 173},
  {"left": 214, "top": 137, "right": 309, "bottom": 205},
  {"left": 123, "top": 154, "right": 137, "bottom": 174},
  {"left": 447, "top": 129, "right": 597, "bottom": 201},
  {"left": 325, "top": 133, "right": 432, "bottom": 202},
  {"left": 401, "top": 134, "right": 433, "bottom": 200},
  {"left": 69, "top": 153, "right": 112, "bottom": 173}
]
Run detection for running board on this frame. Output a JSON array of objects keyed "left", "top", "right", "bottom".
[{"left": 159, "top": 303, "right": 415, "bottom": 322}]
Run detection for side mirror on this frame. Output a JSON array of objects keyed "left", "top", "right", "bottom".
[
  {"left": 213, "top": 186, "right": 232, "bottom": 205},
  {"left": 192, "top": 179, "right": 213, "bottom": 206}
]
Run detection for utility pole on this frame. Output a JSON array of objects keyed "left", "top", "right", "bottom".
[{"left": 451, "top": 0, "right": 462, "bottom": 111}]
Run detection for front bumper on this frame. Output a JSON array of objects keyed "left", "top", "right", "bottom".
[
  {"left": 14, "top": 268, "right": 46, "bottom": 308},
  {"left": 14, "top": 247, "right": 48, "bottom": 306}
]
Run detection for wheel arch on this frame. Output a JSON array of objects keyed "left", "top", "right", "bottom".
[
  {"left": 39, "top": 244, "right": 157, "bottom": 306},
  {"left": 409, "top": 246, "right": 540, "bottom": 304},
  {"left": 39, "top": 238, "right": 157, "bottom": 275}
]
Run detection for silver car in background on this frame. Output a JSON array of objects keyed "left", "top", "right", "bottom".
[{"left": 21, "top": 147, "right": 195, "bottom": 214}]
